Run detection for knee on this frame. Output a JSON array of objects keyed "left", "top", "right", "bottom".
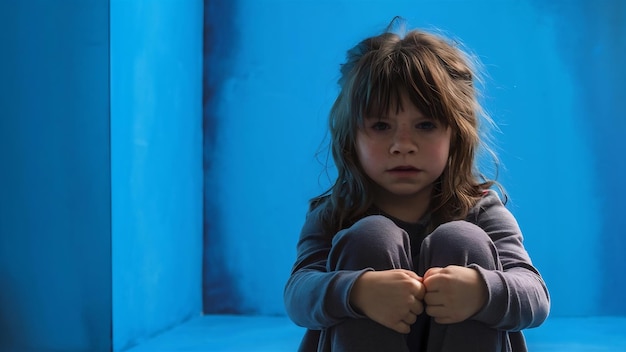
[
  {"left": 427, "top": 221, "right": 489, "bottom": 247},
  {"left": 330, "top": 215, "right": 411, "bottom": 270},
  {"left": 332, "top": 215, "right": 406, "bottom": 249},
  {"left": 421, "top": 221, "right": 498, "bottom": 268}
]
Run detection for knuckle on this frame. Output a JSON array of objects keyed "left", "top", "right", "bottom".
[{"left": 394, "top": 323, "right": 407, "bottom": 334}]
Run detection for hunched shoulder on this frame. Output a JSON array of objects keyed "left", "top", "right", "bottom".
[{"left": 465, "top": 189, "right": 507, "bottom": 223}]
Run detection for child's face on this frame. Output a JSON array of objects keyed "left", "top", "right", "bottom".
[{"left": 356, "top": 93, "right": 451, "bottom": 206}]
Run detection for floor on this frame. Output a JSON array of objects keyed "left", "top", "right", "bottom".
[{"left": 127, "top": 315, "right": 626, "bottom": 351}]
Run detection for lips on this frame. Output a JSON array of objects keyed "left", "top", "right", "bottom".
[{"left": 389, "top": 165, "right": 420, "bottom": 172}]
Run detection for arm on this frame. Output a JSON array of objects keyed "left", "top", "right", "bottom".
[
  {"left": 283, "top": 206, "right": 426, "bottom": 332},
  {"left": 283, "top": 205, "right": 368, "bottom": 330},
  {"left": 468, "top": 191, "right": 551, "bottom": 331}
]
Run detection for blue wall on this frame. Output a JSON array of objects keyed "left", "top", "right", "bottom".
[
  {"left": 111, "top": 0, "right": 204, "bottom": 350},
  {"left": 528, "top": 0, "right": 626, "bottom": 316},
  {"left": 0, "top": 1, "right": 203, "bottom": 351},
  {"left": 1, "top": 1, "right": 623, "bottom": 350},
  {"left": 204, "top": 0, "right": 626, "bottom": 318},
  {"left": 0, "top": 1, "right": 111, "bottom": 350}
]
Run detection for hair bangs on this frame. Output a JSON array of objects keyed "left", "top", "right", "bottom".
[
  {"left": 354, "top": 46, "right": 453, "bottom": 127},
  {"left": 402, "top": 49, "right": 454, "bottom": 126},
  {"left": 361, "top": 80, "right": 404, "bottom": 122}
]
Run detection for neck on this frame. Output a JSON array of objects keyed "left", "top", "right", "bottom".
[{"left": 373, "top": 186, "right": 432, "bottom": 224}]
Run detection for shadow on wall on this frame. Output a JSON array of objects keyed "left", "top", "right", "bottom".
[
  {"left": 530, "top": 0, "right": 626, "bottom": 315},
  {"left": 203, "top": 0, "right": 242, "bottom": 314},
  {"left": 0, "top": 274, "right": 23, "bottom": 349}
]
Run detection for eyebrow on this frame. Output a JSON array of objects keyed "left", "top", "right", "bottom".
[{"left": 363, "top": 114, "right": 389, "bottom": 120}]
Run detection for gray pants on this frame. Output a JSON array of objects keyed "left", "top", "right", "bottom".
[{"left": 318, "top": 215, "right": 508, "bottom": 352}]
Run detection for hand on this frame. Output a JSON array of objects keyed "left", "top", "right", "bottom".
[
  {"left": 422, "top": 265, "right": 488, "bottom": 324},
  {"left": 350, "top": 269, "right": 425, "bottom": 334}
]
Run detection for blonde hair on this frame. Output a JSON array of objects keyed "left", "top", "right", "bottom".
[{"left": 313, "top": 21, "right": 501, "bottom": 234}]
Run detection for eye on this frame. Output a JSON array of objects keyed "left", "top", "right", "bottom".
[
  {"left": 370, "top": 121, "right": 390, "bottom": 131},
  {"left": 416, "top": 121, "right": 437, "bottom": 130}
]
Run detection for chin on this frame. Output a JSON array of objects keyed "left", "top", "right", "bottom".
[
  {"left": 386, "top": 187, "right": 428, "bottom": 198},
  {"left": 373, "top": 181, "right": 432, "bottom": 199}
]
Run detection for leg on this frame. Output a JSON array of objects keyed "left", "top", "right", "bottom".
[
  {"left": 328, "top": 215, "right": 413, "bottom": 271},
  {"left": 417, "top": 221, "right": 507, "bottom": 352},
  {"left": 321, "top": 215, "right": 413, "bottom": 352}
]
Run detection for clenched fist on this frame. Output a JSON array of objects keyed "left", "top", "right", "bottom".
[
  {"left": 350, "top": 269, "right": 425, "bottom": 334},
  {"left": 423, "top": 265, "right": 488, "bottom": 324}
]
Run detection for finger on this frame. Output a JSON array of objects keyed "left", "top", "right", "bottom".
[
  {"left": 423, "top": 267, "right": 443, "bottom": 280},
  {"left": 424, "top": 292, "right": 444, "bottom": 306},
  {"left": 414, "top": 280, "right": 426, "bottom": 299},
  {"left": 433, "top": 316, "right": 457, "bottom": 325},
  {"left": 402, "top": 311, "right": 417, "bottom": 325},
  {"left": 406, "top": 278, "right": 425, "bottom": 297},
  {"left": 400, "top": 269, "right": 423, "bottom": 282},
  {"left": 392, "top": 321, "right": 411, "bottom": 334},
  {"left": 423, "top": 274, "right": 443, "bottom": 292},
  {"left": 410, "top": 299, "right": 424, "bottom": 315},
  {"left": 425, "top": 305, "right": 449, "bottom": 320}
]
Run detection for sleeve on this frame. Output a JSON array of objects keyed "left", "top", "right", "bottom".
[
  {"left": 283, "top": 205, "right": 369, "bottom": 330},
  {"left": 468, "top": 191, "right": 551, "bottom": 331}
]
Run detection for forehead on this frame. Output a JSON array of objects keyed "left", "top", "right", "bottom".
[
  {"left": 362, "top": 88, "right": 437, "bottom": 121},
  {"left": 364, "top": 93, "right": 429, "bottom": 120}
]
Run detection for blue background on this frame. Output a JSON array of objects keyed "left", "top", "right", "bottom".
[
  {"left": 204, "top": 0, "right": 626, "bottom": 319},
  {"left": 0, "top": 1, "right": 112, "bottom": 350},
  {"left": 0, "top": 0, "right": 624, "bottom": 351}
]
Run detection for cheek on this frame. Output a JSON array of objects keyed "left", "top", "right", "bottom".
[
  {"left": 354, "top": 136, "right": 366, "bottom": 168},
  {"left": 428, "top": 147, "right": 449, "bottom": 169},
  {"left": 355, "top": 134, "right": 373, "bottom": 159},
  {"left": 439, "top": 130, "right": 452, "bottom": 159},
  {"left": 428, "top": 135, "right": 452, "bottom": 166},
  {"left": 440, "top": 142, "right": 451, "bottom": 159},
  {"left": 355, "top": 135, "right": 383, "bottom": 172}
]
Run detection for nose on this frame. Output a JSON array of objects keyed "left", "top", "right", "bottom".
[{"left": 390, "top": 127, "right": 417, "bottom": 155}]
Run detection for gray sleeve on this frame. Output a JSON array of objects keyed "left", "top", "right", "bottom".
[
  {"left": 283, "top": 206, "right": 368, "bottom": 330},
  {"left": 468, "top": 191, "right": 550, "bottom": 331}
]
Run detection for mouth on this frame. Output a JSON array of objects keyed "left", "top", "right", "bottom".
[{"left": 388, "top": 165, "right": 421, "bottom": 172}]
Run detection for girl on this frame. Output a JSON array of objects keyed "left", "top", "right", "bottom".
[{"left": 284, "top": 21, "right": 550, "bottom": 352}]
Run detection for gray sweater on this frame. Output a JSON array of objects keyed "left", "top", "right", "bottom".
[{"left": 284, "top": 191, "right": 550, "bottom": 351}]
